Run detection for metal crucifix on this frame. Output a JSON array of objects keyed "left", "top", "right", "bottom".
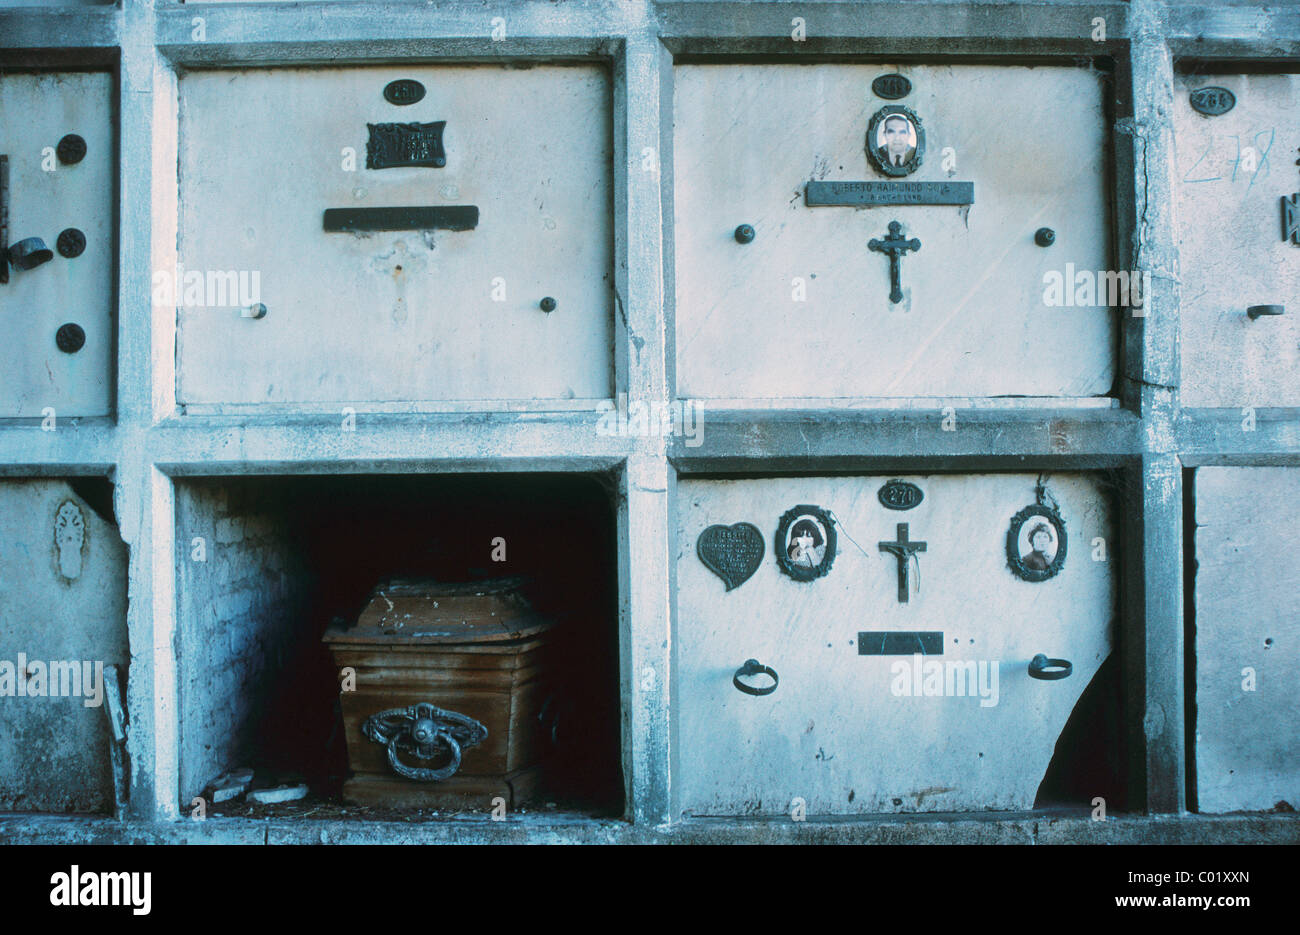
[
  {"left": 878, "top": 522, "right": 927, "bottom": 603},
  {"left": 868, "top": 220, "right": 921, "bottom": 304}
]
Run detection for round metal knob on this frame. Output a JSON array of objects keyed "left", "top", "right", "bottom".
[
  {"left": 242, "top": 303, "right": 268, "bottom": 320},
  {"left": 56, "top": 228, "right": 86, "bottom": 259},
  {"left": 1034, "top": 227, "right": 1056, "bottom": 247},
  {"left": 55, "top": 323, "right": 86, "bottom": 354},
  {"left": 8, "top": 237, "right": 53, "bottom": 270},
  {"left": 56, "top": 134, "right": 87, "bottom": 166},
  {"left": 539, "top": 296, "right": 557, "bottom": 313},
  {"left": 734, "top": 224, "right": 756, "bottom": 244}
]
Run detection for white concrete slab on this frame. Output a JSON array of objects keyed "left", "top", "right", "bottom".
[
  {"left": 673, "top": 64, "right": 1115, "bottom": 400},
  {"left": 1194, "top": 466, "right": 1300, "bottom": 813},
  {"left": 1175, "top": 73, "right": 1300, "bottom": 408},
  {"left": 176, "top": 65, "right": 613, "bottom": 406},
  {"left": 675, "top": 473, "right": 1115, "bottom": 816},
  {"left": 0, "top": 72, "right": 114, "bottom": 418}
]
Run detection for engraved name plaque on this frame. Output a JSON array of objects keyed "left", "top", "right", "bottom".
[
  {"left": 366, "top": 121, "right": 447, "bottom": 170},
  {"left": 806, "top": 180, "right": 975, "bottom": 207}
]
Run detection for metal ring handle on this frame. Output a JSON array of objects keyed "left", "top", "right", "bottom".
[
  {"left": 362, "top": 701, "right": 488, "bottom": 782},
  {"left": 387, "top": 732, "right": 462, "bottom": 781},
  {"left": 1028, "top": 653, "right": 1073, "bottom": 680},
  {"left": 733, "top": 658, "right": 779, "bottom": 696}
]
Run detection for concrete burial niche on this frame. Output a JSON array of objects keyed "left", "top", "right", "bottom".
[
  {"left": 673, "top": 63, "right": 1116, "bottom": 401},
  {"left": 0, "top": 479, "right": 128, "bottom": 813},
  {"left": 1192, "top": 467, "right": 1300, "bottom": 814},
  {"left": 0, "top": 72, "right": 115, "bottom": 418},
  {"left": 1175, "top": 72, "right": 1300, "bottom": 408},
  {"left": 174, "top": 65, "right": 613, "bottom": 410},
  {"left": 173, "top": 474, "right": 623, "bottom": 817},
  {"left": 676, "top": 473, "right": 1121, "bottom": 816}
]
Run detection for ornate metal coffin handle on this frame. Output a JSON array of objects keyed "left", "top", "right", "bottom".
[
  {"left": 361, "top": 702, "right": 488, "bottom": 782},
  {"left": 1028, "top": 653, "right": 1073, "bottom": 681},
  {"left": 733, "top": 658, "right": 779, "bottom": 696}
]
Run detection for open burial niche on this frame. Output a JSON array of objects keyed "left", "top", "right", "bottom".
[{"left": 174, "top": 474, "right": 622, "bottom": 817}]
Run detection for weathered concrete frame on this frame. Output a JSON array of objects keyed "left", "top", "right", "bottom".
[{"left": 1, "top": 0, "right": 1299, "bottom": 841}]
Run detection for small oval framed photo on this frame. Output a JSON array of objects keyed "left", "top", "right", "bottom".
[
  {"left": 775, "top": 504, "right": 837, "bottom": 582},
  {"left": 1006, "top": 504, "right": 1067, "bottom": 582},
  {"left": 867, "top": 105, "right": 925, "bottom": 177}
]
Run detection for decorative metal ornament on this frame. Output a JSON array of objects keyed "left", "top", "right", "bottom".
[
  {"left": 872, "top": 74, "right": 912, "bottom": 101},
  {"left": 878, "top": 522, "right": 927, "bottom": 603},
  {"left": 868, "top": 220, "right": 921, "bottom": 304},
  {"left": 383, "top": 79, "right": 427, "bottom": 106},
  {"left": 696, "top": 521, "right": 765, "bottom": 592},
  {"left": 878, "top": 479, "right": 924, "bottom": 511},
  {"left": 366, "top": 121, "right": 447, "bottom": 169},
  {"left": 867, "top": 105, "right": 924, "bottom": 177},
  {"left": 775, "top": 505, "right": 837, "bottom": 582},
  {"left": 361, "top": 702, "right": 488, "bottom": 782},
  {"left": 1006, "top": 494, "right": 1068, "bottom": 583},
  {"left": 1189, "top": 86, "right": 1235, "bottom": 116},
  {"left": 1282, "top": 192, "right": 1299, "bottom": 245}
]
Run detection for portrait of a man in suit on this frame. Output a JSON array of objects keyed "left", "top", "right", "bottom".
[{"left": 875, "top": 114, "right": 917, "bottom": 168}]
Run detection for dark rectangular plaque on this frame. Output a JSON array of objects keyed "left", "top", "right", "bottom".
[
  {"left": 322, "top": 206, "right": 479, "bottom": 233},
  {"left": 806, "top": 180, "right": 974, "bottom": 207},
  {"left": 857, "top": 631, "right": 944, "bottom": 655},
  {"left": 366, "top": 121, "right": 447, "bottom": 170}
]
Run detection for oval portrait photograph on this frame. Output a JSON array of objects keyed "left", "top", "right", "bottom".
[
  {"left": 775, "top": 504, "right": 838, "bottom": 582},
  {"left": 1005, "top": 504, "right": 1067, "bottom": 583},
  {"left": 867, "top": 105, "right": 925, "bottom": 177}
]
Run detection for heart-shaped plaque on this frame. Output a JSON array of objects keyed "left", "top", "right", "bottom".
[{"left": 696, "top": 523, "right": 765, "bottom": 592}]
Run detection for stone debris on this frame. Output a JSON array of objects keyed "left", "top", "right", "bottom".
[
  {"left": 247, "top": 783, "right": 309, "bottom": 804},
  {"left": 206, "top": 767, "right": 255, "bottom": 803}
]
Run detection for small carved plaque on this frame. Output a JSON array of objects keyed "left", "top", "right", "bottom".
[
  {"left": 872, "top": 74, "right": 912, "bottom": 100},
  {"left": 1189, "top": 86, "right": 1235, "bottom": 116},
  {"left": 366, "top": 121, "right": 447, "bottom": 169},
  {"left": 384, "top": 79, "right": 427, "bottom": 106},
  {"left": 878, "top": 479, "right": 924, "bottom": 511},
  {"left": 696, "top": 523, "right": 765, "bottom": 591}
]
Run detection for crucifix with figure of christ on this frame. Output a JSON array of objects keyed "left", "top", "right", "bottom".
[
  {"left": 868, "top": 220, "right": 921, "bottom": 304},
  {"left": 879, "top": 522, "right": 927, "bottom": 603}
]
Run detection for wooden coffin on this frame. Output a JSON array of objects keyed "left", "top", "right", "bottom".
[{"left": 323, "top": 577, "right": 555, "bottom": 809}]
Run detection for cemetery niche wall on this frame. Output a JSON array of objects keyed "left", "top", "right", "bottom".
[
  {"left": 173, "top": 65, "right": 613, "bottom": 411},
  {"left": 0, "top": 479, "right": 128, "bottom": 814},
  {"left": 0, "top": 71, "right": 115, "bottom": 419},
  {"left": 676, "top": 472, "right": 1123, "bottom": 817},
  {"left": 674, "top": 62, "right": 1119, "bottom": 402},
  {"left": 2, "top": 0, "right": 1299, "bottom": 843}
]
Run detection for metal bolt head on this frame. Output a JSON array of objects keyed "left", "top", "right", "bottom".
[
  {"left": 539, "top": 296, "right": 557, "bottom": 313},
  {"left": 56, "top": 134, "right": 86, "bottom": 166},
  {"left": 734, "top": 224, "right": 756, "bottom": 244},
  {"left": 1034, "top": 227, "right": 1056, "bottom": 247},
  {"left": 412, "top": 718, "right": 436, "bottom": 744},
  {"left": 56, "top": 228, "right": 86, "bottom": 259},
  {"left": 55, "top": 323, "right": 85, "bottom": 354}
]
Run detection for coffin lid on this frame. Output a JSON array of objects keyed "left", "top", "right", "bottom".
[{"left": 323, "top": 576, "right": 553, "bottom": 645}]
